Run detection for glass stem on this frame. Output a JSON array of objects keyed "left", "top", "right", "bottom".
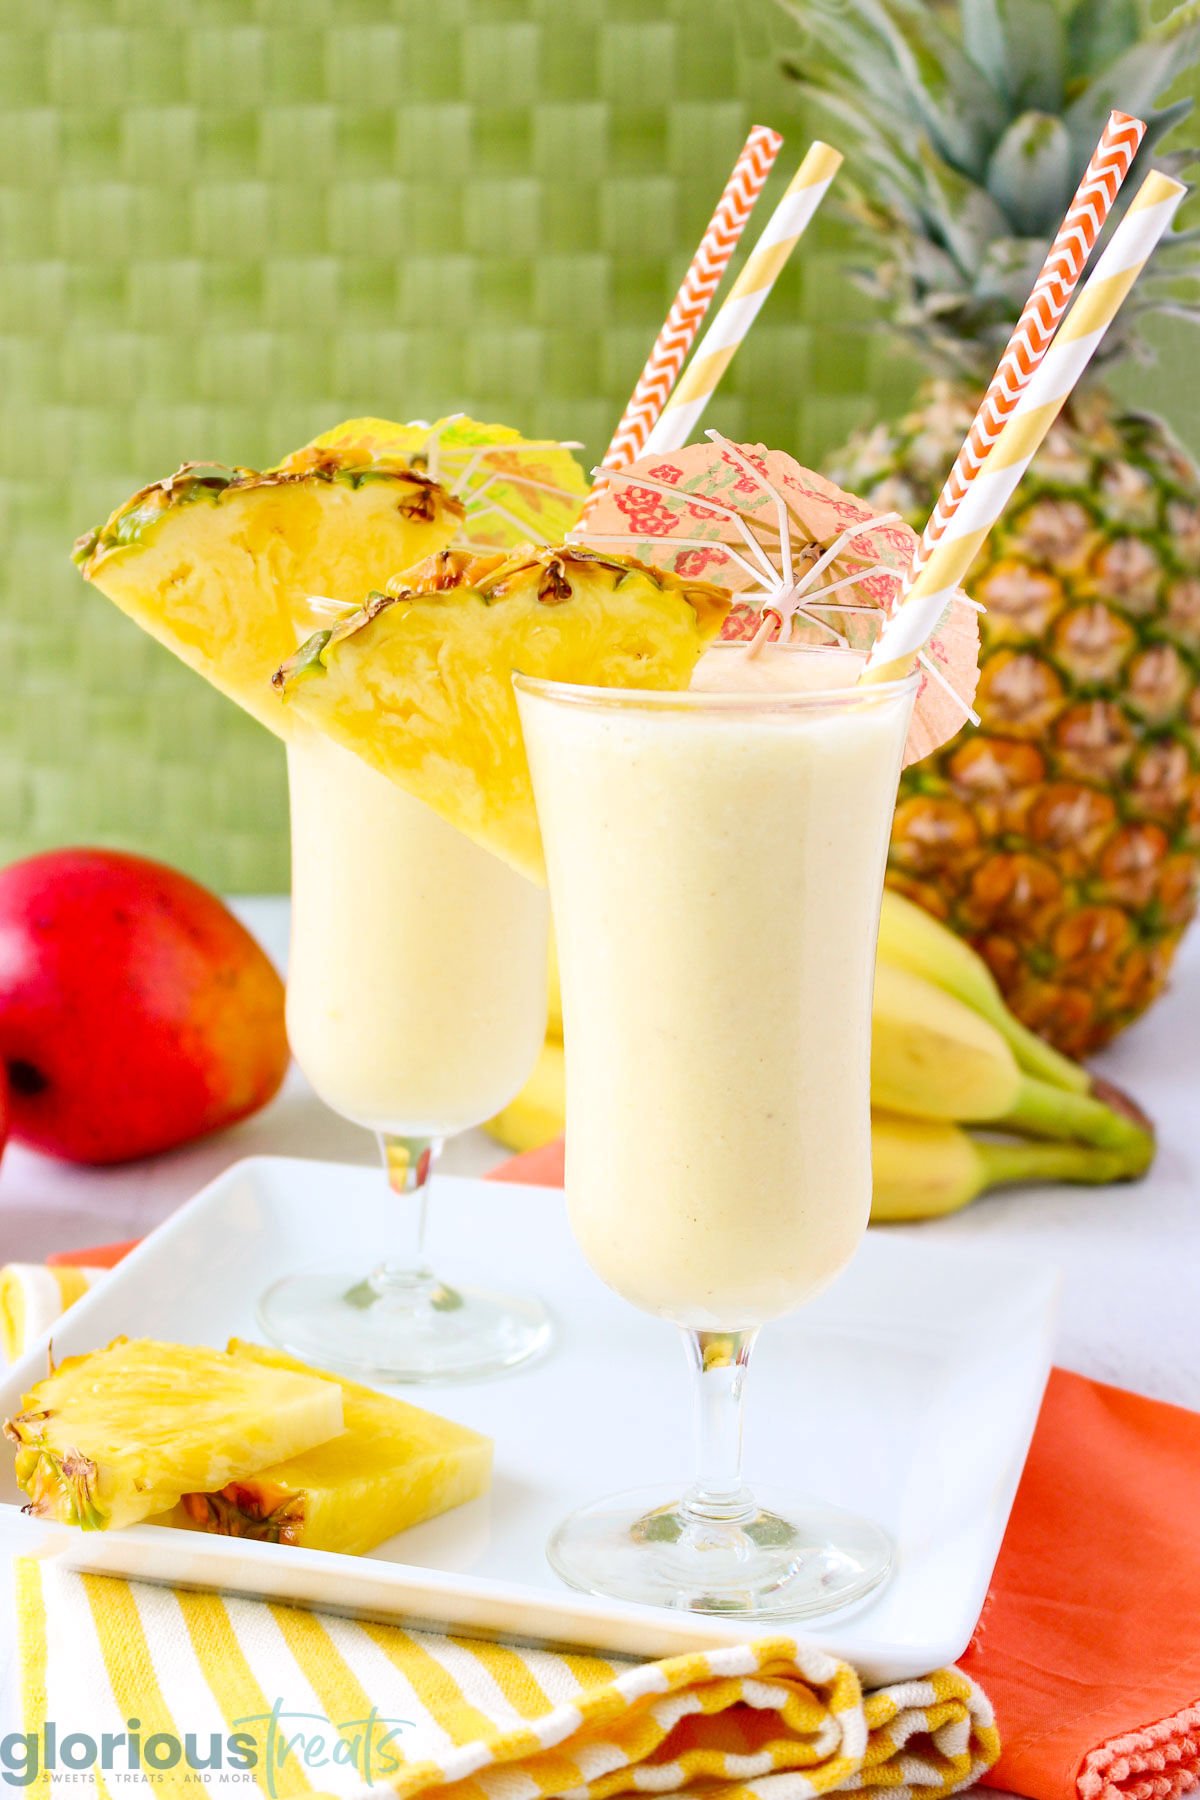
[
  {"left": 680, "top": 1328, "right": 758, "bottom": 1525},
  {"left": 369, "top": 1132, "right": 445, "bottom": 1301}
]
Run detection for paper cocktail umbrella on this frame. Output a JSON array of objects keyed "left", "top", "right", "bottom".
[{"left": 573, "top": 433, "right": 980, "bottom": 766}]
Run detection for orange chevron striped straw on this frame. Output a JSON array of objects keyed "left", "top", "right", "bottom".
[
  {"left": 601, "top": 124, "right": 783, "bottom": 473},
  {"left": 638, "top": 140, "right": 844, "bottom": 459},
  {"left": 867, "top": 166, "right": 1187, "bottom": 676},
  {"left": 909, "top": 109, "right": 1145, "bottom": 580}
]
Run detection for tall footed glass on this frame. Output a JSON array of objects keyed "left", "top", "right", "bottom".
[
  {"left": 516, "top": 645, "right": 917, "bottom": 1616},
  {"left": 258, "top": 730, "right": 552, "bottom": 1382}
]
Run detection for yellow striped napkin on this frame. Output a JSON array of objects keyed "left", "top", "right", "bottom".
[
  {"left": 0, "top": 1264, "right": 106, "bottom": 1364},
  {"left": 14, "top": 1560, "right": 999, "bottom": 1799}
]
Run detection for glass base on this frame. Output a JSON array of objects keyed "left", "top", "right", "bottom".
[
  {"left": 547, "top": 1483, "right": 892, "bottom": 1619},
  {"left": 257, "top": 1268, "right": 552, "bottom": 1383}
]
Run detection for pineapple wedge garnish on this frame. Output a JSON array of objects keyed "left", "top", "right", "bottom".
[
  {"left": 73, "top": 447, "right": 464, "bottom": 735},
  {"left": 274, "top": 545, "right": 731, "bottom": 881},
  {"left": 284, "top": 415, "right": 591, "bottom": 549},
  {"left": 159, "top": 1341, "right": 491, "bottom": 1555},
  {"left": 4, "top": 1338, "right": 343, "bottom": 1531}
]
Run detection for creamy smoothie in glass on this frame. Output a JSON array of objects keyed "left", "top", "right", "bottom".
[
  {"left": 258, "top": 729, "right": 552, "bottom": 1383},
  {"left": 286, "top": 732, "right": 548, "bottom": 1136},
  {"left": 516, "top": 640, "right": 916, "bottom": 1615}
]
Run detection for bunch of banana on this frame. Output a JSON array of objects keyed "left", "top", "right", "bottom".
[{"left": 487, "top": 892, "right": 1155, "bottom": 1220}]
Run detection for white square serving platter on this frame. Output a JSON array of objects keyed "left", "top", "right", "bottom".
[{"left": 0, "top": 1156, "right": 1057, "bottom": 1686}]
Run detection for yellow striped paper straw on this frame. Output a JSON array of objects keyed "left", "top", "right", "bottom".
[
  {"left": 639, "top": 140, "right": 844, "bottom": 457},
  {"left": 866, "top": 168, "right": 1187, "bottom": 673}
]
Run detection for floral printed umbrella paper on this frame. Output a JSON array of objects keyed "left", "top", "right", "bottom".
[{"left": 573, "top": 433, "right": 981, "bottom": 766}]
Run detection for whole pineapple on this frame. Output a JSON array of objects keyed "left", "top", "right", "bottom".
[{"left": 783, "top": 0, "right": 1200, "bottom": 1053}]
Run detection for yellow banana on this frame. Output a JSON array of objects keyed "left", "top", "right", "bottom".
[
  {"left": 872, "top": 961, "right": 1018, "bottom": 1118},
  {"left": 487, "top": 1037, "right": 565, "bottom": 1154},
  {"left": 500, "top": 936, "right": 1154, "bottom": 1173},
  {"left": 550, "top": 894, "right": 1083, "bottom": 1088},
  {"left": 869, "top": 1112, "right": 1140, "bottom": 1221},
  {"left": 871, "top": 963, "right": 1152, "bottom": 1161},
  {"left": 488, "top": 1035, "right": 1150, "bottom": 1211},
  {"left": 877, "top": 889, "right": 1086, "bottom": 1093},
  {"left": 546, "top": 930, "right": 562, "bottom": 1039}
]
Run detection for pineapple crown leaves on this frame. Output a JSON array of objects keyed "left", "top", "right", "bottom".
[{"left": 776, "top": 0, "right": 1200, "bottom": 379}]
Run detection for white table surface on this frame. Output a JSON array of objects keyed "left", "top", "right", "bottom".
[{"left": 1, "top": 897, "right": 1197, "bottom": 1746}]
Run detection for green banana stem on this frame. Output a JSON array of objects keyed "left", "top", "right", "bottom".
[
  {"left": 992, "top": 1010, "right": 1090, "bottom": 1096},
  {"left": 1001, "top": 1075, "right": 1156, "bottom": 1169},
  {"left": 974, "top": 1134, "right": 1141, "bottom": 1191}
]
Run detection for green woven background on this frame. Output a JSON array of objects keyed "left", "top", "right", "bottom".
[{"left": 3, "top": 2, "right": 1198, "bottom": 892}]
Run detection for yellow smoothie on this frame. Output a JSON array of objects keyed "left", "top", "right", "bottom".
[
  {"left": 518, "top": 645, "right": 915, "bottom": 1331},
  {"left": 286, "top": 732, "right": 549, "bottom": 1136}
]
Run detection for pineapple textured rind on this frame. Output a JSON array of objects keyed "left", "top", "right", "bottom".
[
  {"left": 159, "top": 1341, "right": 492, "bottom": 1557},
  {"left": 4, "top": 1338, "right": 344, "bottom": 1531},
  {"left": 782, "top": 0, "right": 1200, "bottom": 1052},
  {"left": 837, "top": 386, "right": 1200, "bottom": 1054}
]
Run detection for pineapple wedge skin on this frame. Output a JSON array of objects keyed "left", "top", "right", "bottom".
[
  {"left": 73, "top": 457, "right": 463, "bottom": 737},
  {"left": 3, "top": 1338, "right": 344, "bottom": 1532},
  {"left": 158, "top": 1341, "right": 492, "bottom": 1557},
  {"left": 275, "top": 545, "right": 732, "bottom": 882}
]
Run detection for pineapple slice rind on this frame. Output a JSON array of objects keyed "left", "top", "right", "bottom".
[
  {"left": 73, "top": 451, "right": 464, "bottom": 737},
  {"left": 4, "top": 1338, "right": 344, "bottom": 1532},
  {"left": 73, "top": 459, "right": 457, "bottom": 569},
  {"left": 158, "top": 1340, "right": 492, "bottom": 1556}
]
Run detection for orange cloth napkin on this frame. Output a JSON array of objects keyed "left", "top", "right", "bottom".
[
  {"left": 25, "top": 1142, "right": 1200, "bottom": 1800},
  {"left": 45, "top": 1237, "right": 139, "bottom": 1270},
  {"left": 492, "top": 1138, "right": 567, "bottom": 1187},
  {"left": 961, "top": 1372, "right": 1200, "bottom": 1800}
]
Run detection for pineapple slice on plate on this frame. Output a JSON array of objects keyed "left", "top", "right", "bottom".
[
  {"left": 73, "top": 452, "right": 464, "bottom": 736},
  {"left": 787, "top": 0, "right": 1200, "bottom": 1052},
  {"left": 159, "top": 1341, "right": 491, "bottom": 1556},
  {"left": 273, "top": 545, "right": 731, "bottom": 882},
  {"left": 3, "top": 1338, "right": 344, "bottom": 1531}
]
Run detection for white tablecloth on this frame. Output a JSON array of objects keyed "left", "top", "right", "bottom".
[{"left": 1, "top": 896, "right": 1197, "bottom": 1745}]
